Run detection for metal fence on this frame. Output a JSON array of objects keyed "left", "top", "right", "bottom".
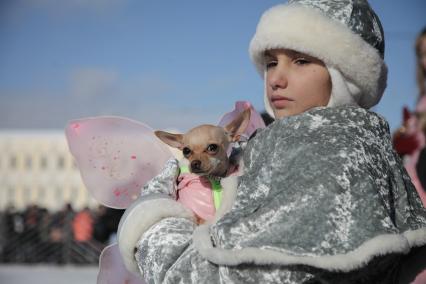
[{"left": 0, "top": 204, "right": 124, "bottom": 265}]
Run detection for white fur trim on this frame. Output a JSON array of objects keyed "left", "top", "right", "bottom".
[
  {"left": 117, "top": 197, "right": 195, "bottom": 274},
  {"left": 263, "top": 70, "right": 275, "bottom": 118},
  {"left": 404, "top": 228, "right": 426, "bottom": 247},
  {"left": 250, "top": 4, "right": 387, "bottom": 109},
  {"left": 326, "top": 67, "right": 359, "bottom": 108},
  {"left": 193, "top": 226, "right": 426, "bottom": 272}
]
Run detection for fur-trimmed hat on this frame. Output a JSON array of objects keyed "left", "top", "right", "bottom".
[{"left": 249, "top": 0, "right": 388, "bottom": 117}]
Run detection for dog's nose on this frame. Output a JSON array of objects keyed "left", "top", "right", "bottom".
[{"left": 191, "top": 160, "right": 202, "bottom": 172}]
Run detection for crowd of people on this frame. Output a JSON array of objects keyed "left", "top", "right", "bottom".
[{"left": 0, "top": 203, "right": 124, "bottom": 265}]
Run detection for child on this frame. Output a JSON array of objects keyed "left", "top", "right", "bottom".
[
  {"left": 416, "top": 27, "right": 426, "bottom": 98},
  {"left": 393, "top": 27, "right": 426, "bottom": 207},
  {"left": 118, "top": 1, "right": 426, "bottom": 283},
  {"left": 412, "top": 28, "right": 426, "bottom": 204}
]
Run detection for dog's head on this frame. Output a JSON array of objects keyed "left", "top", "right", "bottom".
[{"left": 155, "top": 109, "right": 250, "bottom": 177}]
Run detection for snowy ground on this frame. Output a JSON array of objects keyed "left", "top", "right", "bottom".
[{"left": 0, "top": 265, "right": 98, "bottom": 284}]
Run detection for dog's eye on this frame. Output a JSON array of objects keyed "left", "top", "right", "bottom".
[
  {"left": 182, "top": 147, "right": 191, "bottom": 157},
  {"left": 206, "top": 144, "right": 218, "bottom": 153}
]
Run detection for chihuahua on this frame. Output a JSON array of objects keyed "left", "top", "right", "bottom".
[
  {"left": 155, "top": 108, "right": 251, "bottom": 178},
  {"left": 155, "top": 109, "right": 251, "bottom": 224}
]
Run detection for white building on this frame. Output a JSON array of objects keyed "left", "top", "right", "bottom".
[{"left": 0, "top": 130, "right": 98, "bottom": 212}]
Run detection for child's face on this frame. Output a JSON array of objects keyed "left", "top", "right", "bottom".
[
  {"left": 420, "top": 36, "right": 426, "bottom": 72},
  {"left": 265, "top": 49, "right": 331, "bottom": 119}
]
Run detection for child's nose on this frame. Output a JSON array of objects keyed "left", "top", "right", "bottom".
[{"left": 267, "top": 68, "right": 288, "bottom": 90}]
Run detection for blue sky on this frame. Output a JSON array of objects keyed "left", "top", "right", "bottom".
[{"left": 0, "top": 0, "right": 425, "bottom": 132}]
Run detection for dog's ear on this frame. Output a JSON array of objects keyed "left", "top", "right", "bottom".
[
  {"left": 224, "top": 108, "right": 251, "bottom": 142},
  {"left": 154, "top": 131, "right": 184, "bottom": 149}
]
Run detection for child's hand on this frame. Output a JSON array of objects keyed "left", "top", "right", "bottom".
[{"left": 196, "top": 216, "right": 205, "bottom": 225}]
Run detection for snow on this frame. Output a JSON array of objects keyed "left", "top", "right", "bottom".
[{"left": 0, "top": 265, "right": 98, "bottom": 284}]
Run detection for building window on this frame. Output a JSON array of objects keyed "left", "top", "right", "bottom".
[
  {"left": 25, "top": 156, "right": 32, "bottom": 170},
  {"left": 10, "top": 156, "right": 17, "bottom": 169},
  {"left": 57, "top": 156, "right": 65, "bottom": 169},
  {"left": 40, "top": 156, "right": 48, "bottom": 169}
]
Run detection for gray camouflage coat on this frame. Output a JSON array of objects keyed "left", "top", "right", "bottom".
[{"left": 117, "top": 106, "right": 426, "bottom": 284}]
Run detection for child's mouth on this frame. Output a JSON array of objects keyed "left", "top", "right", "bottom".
[{"left": 271, "top": 95, "right": 294, "bottom": 109}]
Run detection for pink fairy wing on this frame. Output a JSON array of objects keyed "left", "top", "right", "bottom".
[
  {"left": 218, "top": 101, "right": 266, "bottom": 139},
  {"left": 65, "top": 116, "right": 172, "bottom": 209},
  {"left": 97, "top": 243, "right": 145, "bottom": 284}
]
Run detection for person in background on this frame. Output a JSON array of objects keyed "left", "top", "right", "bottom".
[
  {"left": 416, "top": 27, "right": 426, "bottom": 98},
  {"left": 72, "top": 207, "right": 94, "bottom": 242},
  {"left": 393, "top": 27, "right": 426, "bottom": 207}
]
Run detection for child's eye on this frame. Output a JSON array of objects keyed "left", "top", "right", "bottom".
[
  {"left": 294, "top": 58, "right": 310, "bottom": 65},
  {"left": 182, "top": 147, "right": 192, "bottom": 157},
  {"left": 206, "top": 144, "right": 218, "bottom": 153},
  {"left": 265, "top": 60, "right": 278, "bottom": 69}
]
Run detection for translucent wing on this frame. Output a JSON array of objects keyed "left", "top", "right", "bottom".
[
  {"left": 65, "top": 116, "right": 173, "bottom": 209},
  {"left": 218, "top": 101, "right": 266, "bottom": 139},
  {"left": 97, "top": 243, "right": 145, "bottom": 284}
]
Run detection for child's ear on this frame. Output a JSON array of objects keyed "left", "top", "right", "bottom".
[
  {"left": 224, "top": 108, "right": 251, "bottom": 142},
  {"left": 154, "top": 131, "right": 184, "bottom": 149}
]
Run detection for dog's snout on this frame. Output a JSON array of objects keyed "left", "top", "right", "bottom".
[{"left": 191, "top": 160, "right": 202, "bottom": 172}]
